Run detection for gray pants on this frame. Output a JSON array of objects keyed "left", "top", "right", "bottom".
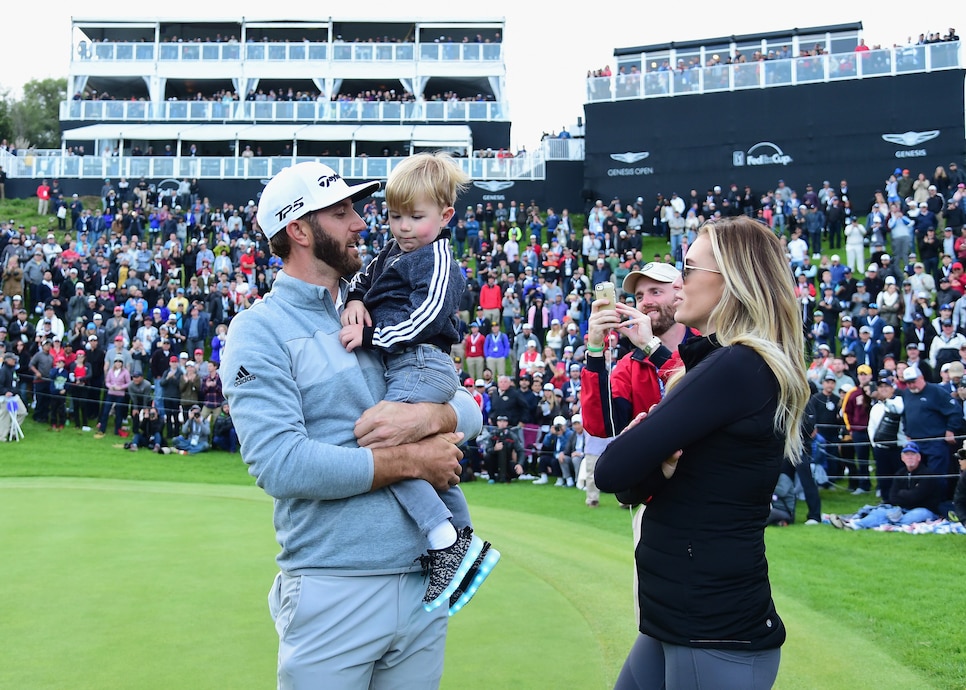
[
  {"left": 614, "top": 633, "right": 780, "bottom": 690},
  {"left": 269, "top": 571, "right": 447, "bottom": 689},
  {"left": 384, "top": 344, "right": 471, "bottom": 535}
]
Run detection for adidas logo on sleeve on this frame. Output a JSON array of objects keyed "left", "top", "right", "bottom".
[{"left": 234, "top": 366, "right": 256, "bottom": 387}]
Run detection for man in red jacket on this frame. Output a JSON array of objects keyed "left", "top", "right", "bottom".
[
  {"left": 581, "top": 262, "right": 695, "bottom": 439},
  {"left": 579, "top": 262, "right": 696, "bottom": 511},
  {"left": 478, "top": 273, "right": 503, "bottom": 328},
  {"left": 37, "top": 179, "right": 51, "bottom": 215},
  {"left": 463, "top": 320, "right": 486, "bottom": 381}
]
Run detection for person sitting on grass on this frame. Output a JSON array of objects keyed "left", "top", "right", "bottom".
[
  {"left": 767, "top": 466, "right": 797, "bottom": 527},
  {"left": 532, "top": 415, "right": 573, "bottom": 486},
  {"left": 170, "top": 403, "right": 209, "bottom": 455},
  {"left": 126, "top": 406, "right": 164, "bottom": 453},
  {"left": 830, "top": 442, "right": 942, "bottom": 529},
  {"left": 483, "top": 414, "right": 523, "bottom": 483},
  {"left": 210, "top": 400, "right": 238, "bottom": 453}
]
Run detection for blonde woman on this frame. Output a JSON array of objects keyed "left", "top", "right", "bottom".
[
  {"left": 545, "top": 319, "right": 564, "bottom": 357},
  {"left": 596, "top": 216, "right": 809, "bottom": 689},
  {"left": 933, "top": 165, "right": 950, "bottom": 198}
]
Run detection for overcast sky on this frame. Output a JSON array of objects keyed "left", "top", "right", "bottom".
[{"left": 2, "top": 2, "right": 956, "bottom": 149}]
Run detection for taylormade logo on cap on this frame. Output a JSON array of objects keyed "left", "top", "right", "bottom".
[{"left": 256, "top": 162, "right": 380, "bottom": 240}]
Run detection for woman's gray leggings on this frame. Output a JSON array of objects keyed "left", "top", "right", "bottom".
[{"left": 613, "top": 633, "right": 780, "bottom": 690}]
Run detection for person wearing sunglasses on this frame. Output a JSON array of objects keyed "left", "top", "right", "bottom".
[{"left": 596, "top": 216, "right": 809, "bottom": 689}]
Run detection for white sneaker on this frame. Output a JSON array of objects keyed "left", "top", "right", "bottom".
[
  {"left": 554, "top": 478, "right": 565, "bottom": 487},
  {"left": 532, "top": 475, "right": 548, "bottom": 485},
  {"left": 81, "top": 426, "right": 92, "bottom": 432},
  {"left": 804, "top": 519, "right": 820, "bottom": 526},
  {"left": 478, "top": 472, "right": 489, "bottom": 480},
  {"left": 519, "top": 473, "right": 537, "bottom": 481},
  {"left": 565, "top": 477, "right": 575, "bottom": 487}
]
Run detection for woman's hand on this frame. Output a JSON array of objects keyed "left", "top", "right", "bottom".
[
  {"left": 623, "top": 409, "right": 649, "bottom": 434},
  {"left": 662, "top": 450, "right": 682, "bottom": 479}
]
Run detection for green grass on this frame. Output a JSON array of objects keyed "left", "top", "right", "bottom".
[
  {"left": 1, "top": 416, "right": 963, "bottom": 688},
  {"left": 0, "top": 196, "right": 102, "bottom": 234}
]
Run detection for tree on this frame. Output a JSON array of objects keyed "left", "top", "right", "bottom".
[
  {"left": 0, "top": 88, "right": 12, "bottom": 145},
  {"left": 9, "top": 78, "right": 66, "bottom": 149}
]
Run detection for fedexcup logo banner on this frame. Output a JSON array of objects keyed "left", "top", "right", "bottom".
[
  {"left": 882, "top": 130, "right": 940, "bottom": 159},
  {"left": 733, "top": 142, "right": 793, "bottom": 167}
]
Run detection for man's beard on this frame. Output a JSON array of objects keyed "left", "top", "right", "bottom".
[
  {"left": 649, "top": 302, "right": 677, "bottom": 336},
  {"left": 305, "top": 214, "right": 361, "bottom": 277}
]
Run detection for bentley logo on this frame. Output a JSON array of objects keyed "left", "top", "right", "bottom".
[
  {"left": 610, "top": 152, "right": 650, "bottom": 164},
  {"left": 881, "top": 131, "right": 940, "bottom": 146},
  {"left": 473, "top": 181, "right": 515, "bottom": 192}
]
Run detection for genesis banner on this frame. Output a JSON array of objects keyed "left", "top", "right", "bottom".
[{"left": 583, "top": 70, "right": 965, "bottom": 210}]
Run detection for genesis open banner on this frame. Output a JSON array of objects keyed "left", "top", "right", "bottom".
[{"left": 583, "top": 69, "right": 965, "bottom": 209}]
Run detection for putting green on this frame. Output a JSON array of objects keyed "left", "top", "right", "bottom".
[{"left": 0, "top": 479, "right": 935, "bottom": 689}]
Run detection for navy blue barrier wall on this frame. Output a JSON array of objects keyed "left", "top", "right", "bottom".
[{"left": 583, "top": 69, "right": 966, "bottom": 214}]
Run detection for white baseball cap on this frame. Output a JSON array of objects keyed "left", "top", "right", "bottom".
[
  {"left": 256, "top": 162, "right": 380, "bottom": 240},
  {"left": 622, "top": 261, "right": 681, "bottom": 295}
]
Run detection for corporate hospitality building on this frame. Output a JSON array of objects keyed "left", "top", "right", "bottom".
[{"left": 1, "top": 20, "right": 962, "bottom": 211}]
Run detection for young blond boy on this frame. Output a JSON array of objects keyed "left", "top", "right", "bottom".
[{"left": 340, "top": 153, "right": 499, "bottom": 614}]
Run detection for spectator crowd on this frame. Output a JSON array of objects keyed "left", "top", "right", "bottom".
[{"left": 4, "top": 157, "right": 966, "bottom": 525}]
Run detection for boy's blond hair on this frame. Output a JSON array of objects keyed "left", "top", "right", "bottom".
[{"left": 385, "top": 152, "right": 469, "bottom": 214}]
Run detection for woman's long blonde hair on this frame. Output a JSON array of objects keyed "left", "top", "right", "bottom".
[{"left": 700, "top": 217, "right": 810, "bottom": 462}]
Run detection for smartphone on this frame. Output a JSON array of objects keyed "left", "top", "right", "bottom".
[{"left": 594, "top": 281, "right": 616, "bottom": 310}]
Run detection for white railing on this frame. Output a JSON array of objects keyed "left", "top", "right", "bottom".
[
  {"left": 13, "top": 152, "right": 545, "bottom": 181},
  {"left": 541, "top": 138, "right": 584, "bottom": 161},
  {"left": 60, "top": 99, "right": 509, "bottom": 123},
  {"left": 586, "top": 41, "right": 962, "bottom": 102},
  {"left": 73, "top": 40, "right": 502, "bottom": 64}
]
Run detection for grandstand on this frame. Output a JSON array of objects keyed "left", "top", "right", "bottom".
[
  {"left": 582, "top": 23, "right": 965, "bottom": 207},
  {"left": 0, "top": 20, "right": 961, "bottom": 213},
  {"left": 1, "top": 16, "right": 587, "bottom": 208}
]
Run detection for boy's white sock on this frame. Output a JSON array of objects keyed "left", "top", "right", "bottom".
[{"left": 427, "top": 520, "right": 458, "bottom": 551}]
